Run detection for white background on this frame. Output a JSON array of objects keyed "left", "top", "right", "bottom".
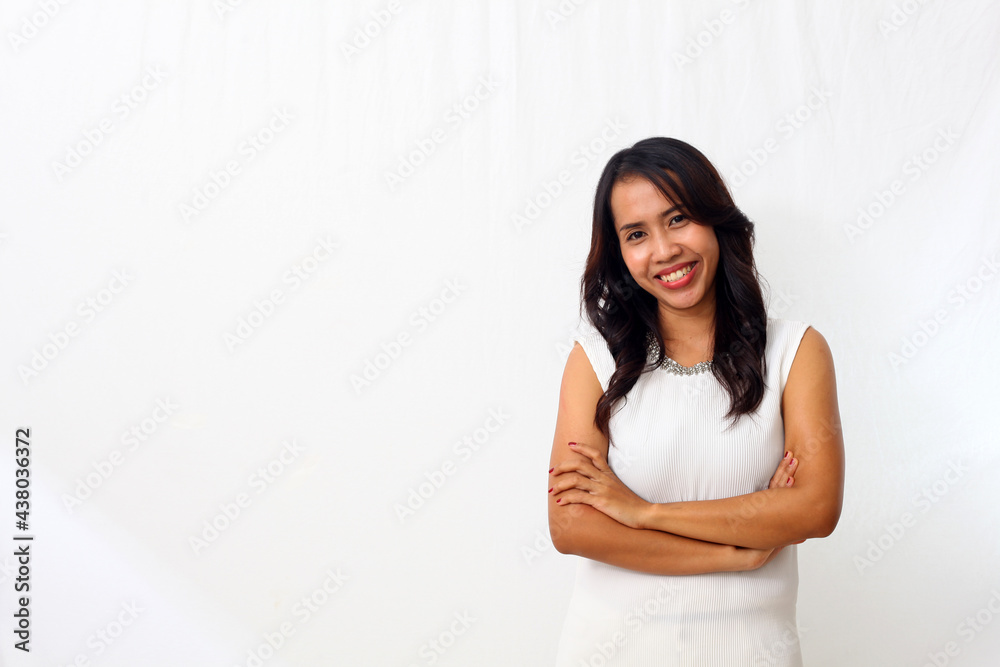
[{"left": 2, "top": 1, "right": 999, "bottom": 665}]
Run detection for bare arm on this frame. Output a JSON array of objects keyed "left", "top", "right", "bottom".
[
  {"left": 636, "top": 327, "right": 845, "bottom": 549},
  {"left": 547, "top": 343, "right": 780, "bottom": 574}
]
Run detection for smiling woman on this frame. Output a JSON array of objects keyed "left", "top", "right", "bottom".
[{"left": 548, "top": 137, "right": 844, "bottom": 666}]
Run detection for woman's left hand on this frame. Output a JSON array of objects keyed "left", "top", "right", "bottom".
[{"left": 549, "top": 442, "right": 652, "bottom": 529}]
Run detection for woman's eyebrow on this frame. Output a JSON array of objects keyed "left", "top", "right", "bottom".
[{"left": 619, "top": 206, "right": 680, "bottom": 233}]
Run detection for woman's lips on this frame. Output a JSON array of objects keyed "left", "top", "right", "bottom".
[{"left": 655, "top": 261, "right": 697, "bottom": 289}]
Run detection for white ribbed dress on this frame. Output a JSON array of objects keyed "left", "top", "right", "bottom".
[{"left": 554, "top": 317, "right": 811, "bottom": 667}]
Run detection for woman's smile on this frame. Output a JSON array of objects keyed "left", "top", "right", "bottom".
[{"left": 654, "top": 261, "right": 698, "bottom": 288}]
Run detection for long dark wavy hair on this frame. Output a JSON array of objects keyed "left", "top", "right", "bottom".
[{"left": 580, "top": 137, "right": 770, "bottom": 445}]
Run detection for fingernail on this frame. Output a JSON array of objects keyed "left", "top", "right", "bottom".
[
  {"left": 790, "top": 458, "right": 796, "bottom": 466},
  {"left": 784, "top": 451, "right": 790, "bottom": 459},
  {"left": 568, "top": 442, "right": 577, "bottom": 447},
  {"left": 548, "top": 488, "right": 553, "bottom": 493},
  {"left": 786, "top": 477, "right": 792, "bottom": 485},
  {"left": 548, "top": 468, "right": 553, "bottom": 473},
  {"left": 556, "top": 499, "right": 562, "bottom": 503}
]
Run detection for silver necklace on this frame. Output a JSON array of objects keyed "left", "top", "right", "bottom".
[{"left": 645, "top": 331, "right": 714, "bottom": 376}]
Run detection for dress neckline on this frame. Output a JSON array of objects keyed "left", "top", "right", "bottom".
[
  {"left": 645, "top": 331, "right": 714, "bottom": 376},
  {"left": 657, "top": 356, "right": 714, "bottom": 375}
]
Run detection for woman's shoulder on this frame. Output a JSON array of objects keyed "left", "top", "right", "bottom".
[
  {"left": 569, "top": 328, "right": 615, "bottom": 393},
  {"left": 765, "top": 316, "right": 827, "bottom": 388},
  {"left": 766, "top": 316, "right": 812, "bottom": 341}
]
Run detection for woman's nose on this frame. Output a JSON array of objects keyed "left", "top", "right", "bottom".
[{"left": 651, "top": 230, "right": 681, "bottom": 259}]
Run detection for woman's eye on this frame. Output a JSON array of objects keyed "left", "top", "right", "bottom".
[
  {"left": 670, "top": 215, "right": 686, "bottom": 225},
  {"left": 626, "top": 231, "right": 645, "bottom": 242}
]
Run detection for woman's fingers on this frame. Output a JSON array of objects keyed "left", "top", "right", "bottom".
[
  {"left": 786, "top": 456, "right": 798, "bottom": 486},
  {"left": 769, "top": 452, "right": 792, "bottom": 489},
  {"left": 549, "top": 471, "right": 597, "bottom": 496},
  {"left": 768, "top": 452, "right": 799, "bottom": 490},
  {"left": 552, "top": 485, "right": 600, "bottom": 507},
  {"left": 549, "top": 446, "right": 607, "bottom": 500},
  {"left": 566, "top": 442, "right": 610, "bottom": 471},
  {"left": 550, "top": 456, "right": 602, "bottom": 481}
]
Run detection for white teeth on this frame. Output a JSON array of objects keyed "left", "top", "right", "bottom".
[{"left": 658, "top": 263, "right": 694, "bottom": 283}]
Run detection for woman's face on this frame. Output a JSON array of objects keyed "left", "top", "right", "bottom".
[{"left": 609, "top": 175, "right": 719, "bottom": 322}]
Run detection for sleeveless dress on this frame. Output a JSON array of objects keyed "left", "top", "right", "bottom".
[{"left": 554, "top": 317, "right": 811, "bottom": 667}]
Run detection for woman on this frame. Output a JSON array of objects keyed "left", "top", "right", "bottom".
[{"left": 547, "top": 137, "right": 844, "bottom": 666}]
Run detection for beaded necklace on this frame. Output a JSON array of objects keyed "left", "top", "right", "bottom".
[{"left": 645, "top": 331, "right": 714, "bottom": 376}]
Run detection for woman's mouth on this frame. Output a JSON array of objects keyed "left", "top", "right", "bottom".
[{"left": 655, "top": 262, "right": 697, "bottom": 286}]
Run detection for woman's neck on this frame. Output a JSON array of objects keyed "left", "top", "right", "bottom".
[{"left": 658, "top": 307, "right": 716, "bottom": 362}]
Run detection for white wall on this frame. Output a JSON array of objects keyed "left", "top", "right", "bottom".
[{"left": 3, "top": 1, "right": 999, "bottom": 665}]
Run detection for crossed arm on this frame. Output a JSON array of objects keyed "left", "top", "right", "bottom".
[{"left": 547, "top": 327, "right": 845, "bottom": 573}]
